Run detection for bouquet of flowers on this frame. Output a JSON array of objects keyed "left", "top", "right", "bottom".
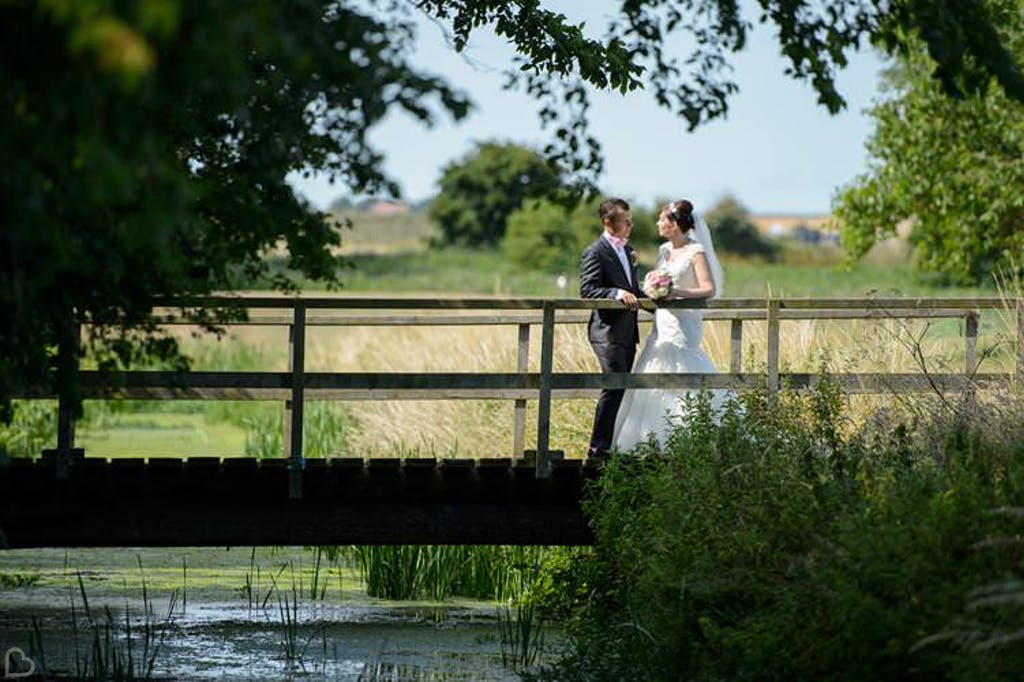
[{"left": 643, "top": 267, "right": 673, "bottom": 300}]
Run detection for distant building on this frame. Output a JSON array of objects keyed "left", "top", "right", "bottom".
[
  {"left": 359, "top": 198, "right": 413, "bottom": 215},
  {"left": 749, "top": 214, "right": 838, "bottom": 241}
]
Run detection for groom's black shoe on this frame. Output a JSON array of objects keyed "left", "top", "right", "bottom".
[{"left": 585, "top": 447, "right": 610, "bottom": 467}]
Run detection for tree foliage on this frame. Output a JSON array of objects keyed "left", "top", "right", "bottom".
[
  {"left": 0, "top": 0, "right": 471, "bottom": 421},
  {"left": 503, "top": 196, "right": 661, "bottom": 274},
  {"left": 3, "top": 0, "right": 1024, "bottom": 420},
  {"left": 502, "top": 199, "right": 595, "bottom": 275},
  {"left": 429, "top": 142, "right": 564, "bottom": 247},
  {"left": 835, "top": 5, "right": 1024, "bottom": 285},
  {"left": 705, "top": 195, "right": 779, "bottom": 259}
]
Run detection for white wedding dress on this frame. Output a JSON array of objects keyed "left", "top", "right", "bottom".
[{"left": 612, "top": 240, "right": 729, "bottom": 452}]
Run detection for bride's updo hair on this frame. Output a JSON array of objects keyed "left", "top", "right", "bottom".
[{"left": 663, "top": 199, "right": 695, "bottom": 232}]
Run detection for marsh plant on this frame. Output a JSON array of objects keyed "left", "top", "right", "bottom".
[
  {"left": 354, "top": 545, "right": 550, "bottom": 602},
  {"left": 28, "top": 559, "right": 180, "bottom": 681},
  {"left": 541, "top": 379, "right": 1024, "bottom": 681},
  {"left": 498, "top": 547, "right": 548, "bottom": 673},
  {"left": 242, "top": 402, "right": 358, "bottom": 459},
  {"left": 0, "top": 399, "right": 56, "bottom": 458}
]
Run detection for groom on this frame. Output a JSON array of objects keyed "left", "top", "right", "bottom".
[{"left": 579, "top": 197, "right": 642, "bottom": 458}]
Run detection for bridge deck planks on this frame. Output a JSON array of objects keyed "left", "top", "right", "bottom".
[{"left": 0, "top": 455, "right": 597, "bottom": 548}]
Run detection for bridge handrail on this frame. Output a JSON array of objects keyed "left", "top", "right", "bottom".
[
  {"left": 36, "top": 296, "right": 1024, "bottom": 485},
  {"left": 151, "top": 294, "right": 1010, "bottom": 312}
]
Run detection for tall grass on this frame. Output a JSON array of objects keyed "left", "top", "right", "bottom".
[{"left": 354, "top": 545, "right": 550, "bottom": 602}]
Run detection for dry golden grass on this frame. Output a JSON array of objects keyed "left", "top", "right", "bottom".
[{"left": 178, "top": 303, "right": 1019, "bottom": 459}]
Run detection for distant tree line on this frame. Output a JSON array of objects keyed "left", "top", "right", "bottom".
[{"left": 425, "top": 141, "right": 778, "bottom": 273}]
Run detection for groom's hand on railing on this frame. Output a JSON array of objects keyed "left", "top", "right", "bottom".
[{"left": 619, "top": 292, "right": 640, "bottom": 310}]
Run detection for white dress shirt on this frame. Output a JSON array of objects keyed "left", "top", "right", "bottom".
[{"left": 601, "top": 232, "right": 632, "bottom": 300}]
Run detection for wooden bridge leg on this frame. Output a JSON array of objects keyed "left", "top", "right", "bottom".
[
  {"left": 285, "top": 302, "right": 306, "bottom": 499},
  {"left": 730, "top": 319, "right": 743, "bottom": 373},
  {"left": 512, "top": 323, "right": 530, "bottom": 459},
  {"left": 766, "top": 300, "right": 780, "bottom": 402},
  {"left": 535, "top": 303, "right": 555, "bottom": 478}
]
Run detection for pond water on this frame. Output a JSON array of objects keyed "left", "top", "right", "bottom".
[{"left": 0, "top": 548, "right": 557, "bottom": 680}]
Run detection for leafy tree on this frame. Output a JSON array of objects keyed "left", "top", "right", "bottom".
[
  {"left": 502, "top": 197, "right": 603, "bottom": 273},
  {"left": 502, "top": 196, "right": 661, "bottom": 274},
  {"left": 0, "top": 1, "right": 471, "bottom": 422},
  {"left": 835, "top": 8, "right": 1024, "bottom": 285},
  {"left": 705, "top": 196, "right": 779, "bottom": 259},
  {"left": 429, "top": 142, "right": 564, "bottom": 247},
  {"left": 3, "top": 0, "right": 1024, "bottom": 420}
]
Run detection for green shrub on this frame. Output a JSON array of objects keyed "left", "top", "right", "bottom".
[
  {"left": 502, "top": 197, "right": 661, "bottom": 275},
  {"left": 545, "top": 385, "right": 1024, "bottom": 681},
  {"left": 0, "top": 400, "right": 56, "bottom": 458},
  {"left": 502, "top": 198, "right": 598, "bottom": 273}
]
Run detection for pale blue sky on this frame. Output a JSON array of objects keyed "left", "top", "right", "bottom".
[{"left": 289, "top": 3, "right": 886, "bottom": 215}]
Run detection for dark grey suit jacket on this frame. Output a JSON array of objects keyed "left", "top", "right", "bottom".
[{"left": 579, "top": 237, "right": 643, "bottom": 346}]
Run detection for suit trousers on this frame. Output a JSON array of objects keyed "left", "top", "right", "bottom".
[{"left": 588, "top": 342, "right": 636, "bottom": 454}]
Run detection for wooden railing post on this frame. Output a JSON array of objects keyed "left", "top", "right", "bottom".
[
  {"left": 535, "top": 303, "right": 555, "bottom": 478},
  {"left": 285, "top": 301, "right": 306, "bottom": 499},
  {"left": 512, "top": 323, "right": 530, "bottom": 459},
  {"left": 965, "top": 310, "right": 979, "bottom": 376},
  {"left": 53, "top": 321, "right": 82, "bottom": 479},
  {"left": 766, "top": 299, "right": 780, "bottom": 401},
  {"left": 730, "top": 318, "right": 743, "bottom": 373}
]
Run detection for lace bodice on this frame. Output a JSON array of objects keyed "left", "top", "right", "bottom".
[{"left": 652, "top": 241, "right": 706, "bottom": 349}]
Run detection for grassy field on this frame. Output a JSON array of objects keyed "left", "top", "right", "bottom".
[
  {"left": 4, "top": 210, "right": 1013, "bottom": 460},
  {"left": 78, "top": 412, "right": 248, "bottom": 458},
  {"left": 322, "top": 210, "right": 989, "bottom": 297}
]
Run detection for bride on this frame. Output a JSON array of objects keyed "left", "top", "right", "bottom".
[{"left": 612, "top": 199, "right": 728, "bottom": 452}]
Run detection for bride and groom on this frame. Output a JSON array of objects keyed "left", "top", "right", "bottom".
[{"left": 579, "top": 197, "right": 727, "bottom": 458}]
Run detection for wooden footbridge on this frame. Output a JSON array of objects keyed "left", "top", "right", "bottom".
[{"left": 2, "top": 296, "right": 1021, "bottom": 548}]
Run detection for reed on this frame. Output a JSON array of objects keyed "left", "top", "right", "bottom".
[
  {"left": 353, "top": 545, "right": 551, "bottom": 602},
  {"left": 56, "top": 560, "right": 179, "bottom": 681},
  {"left": 497, "top": 546, "right": 547, "bottom": 672}
]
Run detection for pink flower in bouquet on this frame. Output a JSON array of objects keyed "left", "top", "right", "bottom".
[{"left": 643, "top": 267, "right": 673, "bottom": 300}]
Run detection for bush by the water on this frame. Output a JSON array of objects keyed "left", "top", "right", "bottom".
[{"left": 544, "top": 382, "right": 1024, "bottom": 681}]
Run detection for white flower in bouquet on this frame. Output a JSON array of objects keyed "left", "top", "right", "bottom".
[{"left": 643, "top": 267, "right": 673, "bottom": 300}]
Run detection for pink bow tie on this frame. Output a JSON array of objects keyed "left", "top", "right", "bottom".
[{"left": 606, "top": 234, "right": 628, "bottom": 249}]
